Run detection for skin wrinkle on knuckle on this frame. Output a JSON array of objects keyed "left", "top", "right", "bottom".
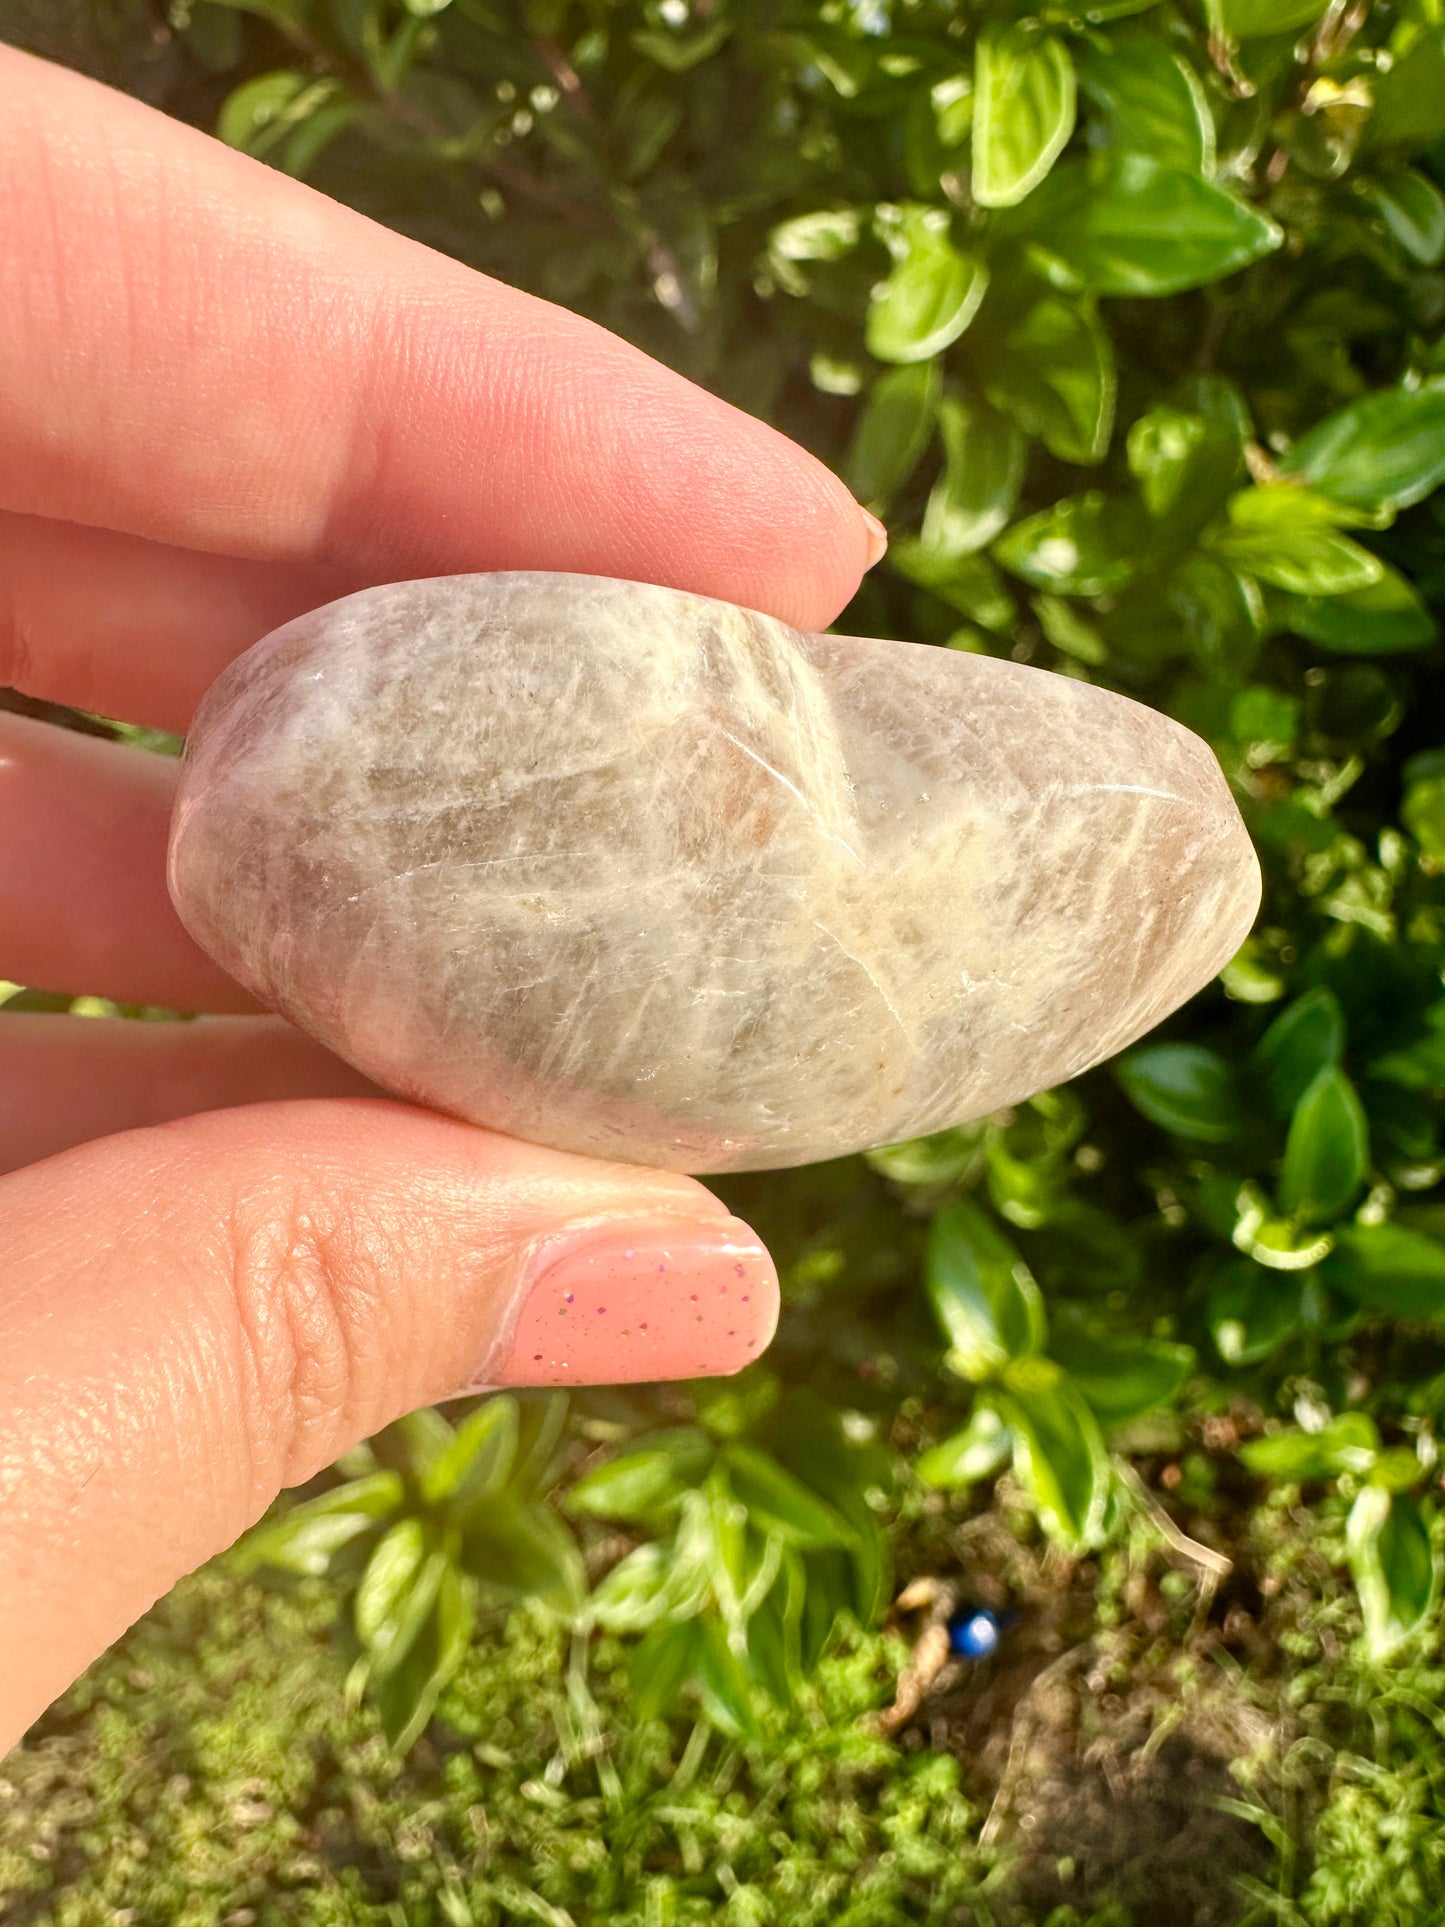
[{"left": 220, "top": 1174, "right": 398, "bottom": 1495}]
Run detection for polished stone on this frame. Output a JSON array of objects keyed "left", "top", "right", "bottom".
[{"left": 168, "top": 573, "right": 1260, "bottom": 1172}]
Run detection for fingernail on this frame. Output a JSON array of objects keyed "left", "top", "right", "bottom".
[
  {"left": 860, "top": 508, "right": 888, "bottom": 570},
  {"left": 470, "top": 1216, "right": 780, "bottom": 1390}
]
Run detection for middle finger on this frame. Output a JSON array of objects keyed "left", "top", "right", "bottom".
[{"left": 0, "top": 711, "right": 253, "bottom": 1012}]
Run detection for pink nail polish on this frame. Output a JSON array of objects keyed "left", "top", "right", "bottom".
[
  {"left": 475, "top": 1216, "right": 779, "bottom": 1389},
  {"left": 860, "top": 508, "right": 888, "bottom": 569}
]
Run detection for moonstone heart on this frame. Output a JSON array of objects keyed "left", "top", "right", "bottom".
[{"left": 168, "top": 573, "right": 1260, "bottom": 1173}]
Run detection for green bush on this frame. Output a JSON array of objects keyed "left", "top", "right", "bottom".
[{"left": 8, "top": 0, "right": 1445, "bottom": 1914}]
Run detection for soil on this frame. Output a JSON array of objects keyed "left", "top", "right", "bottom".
[{"left": 887, "top": 1500, "right": 1286, "bottom": 1926}]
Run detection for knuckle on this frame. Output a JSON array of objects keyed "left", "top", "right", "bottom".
[{"left": 222, "top": 1177, "right": 389, "bottom": 1490}]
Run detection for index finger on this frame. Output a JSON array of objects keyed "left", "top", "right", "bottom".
[{"left": 0, "top": 47, "right": 876, "bottom": 637}]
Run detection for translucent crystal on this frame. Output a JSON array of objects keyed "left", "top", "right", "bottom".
[{"left": 168, "top": 573, "right": 1260, "bottom": 1172}]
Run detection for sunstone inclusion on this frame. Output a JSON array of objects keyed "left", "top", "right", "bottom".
[{"left": 168, "top": 573, "right": 1261, "bottom": 1172}]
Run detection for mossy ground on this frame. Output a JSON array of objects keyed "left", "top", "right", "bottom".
[{"left": 5, "top": 1476, "right": 1441, "bottom": 1926}]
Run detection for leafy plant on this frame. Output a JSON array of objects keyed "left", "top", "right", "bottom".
[
  {"left": 13, "top": 0, "right": 1445, "bottom": 1799},
  {"left": 568, "top": 1382, "right": 891, "bottom": 1737},
  {"left": 234, "top": 1393, "right": 585, "bottom": 1746}
]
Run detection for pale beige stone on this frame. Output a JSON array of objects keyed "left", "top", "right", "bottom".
[{"left": 167, "top": 573, "right": 1260, "bottom": 1172}]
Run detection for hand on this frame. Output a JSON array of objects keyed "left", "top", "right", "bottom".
[{"left": 0, "top": 45, "right": 879, "bottom": 1747}]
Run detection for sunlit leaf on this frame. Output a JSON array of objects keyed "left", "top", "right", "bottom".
[
  {"left": 915, "top": 1405, "right": 1013, "bottom": 1488},
  {"left": 1347, "top": 1487, "right": 1436, "bottom": 1660},
  {"left": 566, "top": 1429, "right": 714, "bottom": 1523},
  {"left": 999, "top": 1372, "right": 1112, "bottom": 1548},
  {"left": 1076, "top": 30, "right": 1214, "bottom": 174},
  {"left": 920, "top": 393, "right": 1025, "bottom": 557},
  {"left": 993, "top": 492, "right": 1137, "bottom": 595},
  {"left": 866, "top": 208, "right": 988, "bottom": 363},
  {"left": 1021, "top": 152, "right": 1282, "bottom": 295},
  {"left": 1241, "top": 1411, "right": 1380, "bottom": 1480},
  {"left": 972, "top": 25, "right": 1076, "bottom": 209}
]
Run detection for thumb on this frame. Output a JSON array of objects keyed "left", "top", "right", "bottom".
[{"left": 0, "top": 1098, "right": 777, "bottom": 1746}]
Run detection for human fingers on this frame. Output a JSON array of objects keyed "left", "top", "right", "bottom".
[
  {"left": 0, "top": 49, "right": 877, "bottom": 705},
  {"left": 0, "top": 712, "right": 255, "bottom": 1012},
  {"left": 0, "top": 513, "right": 351, "bottom": 732},
  {"left": 0, "top": 1016, "right": 377, "bottom": 1172},
  {"left": 0, "top": 1098, "right": 779, "bottom": 1745}
]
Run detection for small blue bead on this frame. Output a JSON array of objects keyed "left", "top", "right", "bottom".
[{"left": 947, "top": 1608, "right": 1001, "bottom": 1660}]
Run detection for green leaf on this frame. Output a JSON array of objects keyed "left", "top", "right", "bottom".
[
  {"left": 993, "top": 492, "right": 1137, "bottom": 595},
  {"left": 866, "top": 209, "right": 988, "bottom": 364},
  {"left": 1278, "top": 386, "right": 1445, "bottom": 517},
  {"left": 1252, "top": 987, "right": 1346, "bottom": 1117},
  {"left": 232, "top": 1501, "right": 383, "bottom": 1578},
  {"left": 1230, "top": 683, "right": 1300, "bottom": 761},
  {"left": 587, "top": 1542, "right": 673, "bottom": 1633},
  {"left": 1129, "top": 408, "right": 1209, "bottom": 517},
  {"left": 355, "top": 1519, "right": 429, "bottom": 1652},
  {"left": 1035, "top": 593, "right": 1106, "bottom": 664},
  {"left": 846, "top": 361, "right": 940, "bottom": 507},
  {"left": 630, "top": 1617, "right": 704, "bottom": 1721},
  {"left": 1047, "top": 1314, "right": 1195, "bottom": 1426},
  {"left": 721, "top": 1443, "right": 856, "bottom": 1548},
  {"left": 1127, "top": 377, "right": 1248, "bottom": 536},
  {"left": 1210, "top": 523, "right": 1384, "bottom": 596},
  {"left": 975, "top": 294, "right": 1115, "bottom": 465},
  {"left": 972, "top": 25, "right": 1076, "bottom": 210},
  {"left": 1370, "top": 27, "right": 1445, "bottom": 148},
  {"left": 920, "top": 394, "right": 1025, "bottom": 557},
  {"left": 1075, "top": 31, "right": 1214, "bottom": 175},
  {"left": 421, "top": 1396, "right": 518, "bottom": 1511},
  {"left": 367, "top": 1559, "right": 472, "bottom": 1752},
  {"left": 1232, "top": 1183, "right": 1336, "bottom": 1271},
  {"left": 1279, "top": 563, "right": 1439, "bottom": 654},
  {"left": 696, "top": 1619, "right": 764, "bottom": 1741},
  {"left": 768, "top": 1390, "right": 893, "bottom": 1626},
  {"left": 1360, "top": 170, "right": 1445, "bottom": 267},
  {"left": 1216, "top": 0, "right": 1329, "bottom": 37},
  {"left": 767, "top": 207, "right": 863, "bottom": 291},
  {"left": 631, "top": 19, "right": 731, "bottom": 71},
  {"left": 459, "top": 1496, "right": 586, "bottom": 1615},
  {"left": 566, "top": 1428, "right": 714, "bottom": 1523},
  {"left": 217, "top": 69, "right": 338, "bottom": 159},
  {"left": 1241, "top": 1411, "right": 1381, "bottom": 1480},
  {"left": 999, "top": 1374, "right": 1111, "bottom": 1549},
  {"left": 509, "top": 1392, "right": 570, "bottom": 1496},
  {"left": 797, "top": 1550, "right": 853, "bottom": 1677},
  {"left": 588, "top": 1537, "right": 712, "bottom": 1633},
  {"left": 747, "top": 1558, "right": 807, "bottom": 1706},
  {"left": 915, "top": 1406, "right": 1013, "bottom": 1488},
  {"left": 1279, "top": 1068, "right": 1369, "bottom": 1221},
  {"left": 1405, "top": 773, "right": 1445, "bottom": 864},
  {"left": 1323, "top": 1222, "right": 1445, "bottom": 1319},
  {"left": 1023, "top": 153, "right": 1282, "bottom": 296},
  {"left": 1208, "top": 1263, "right": 1307, "bottom": 1364},
  {"left": 1347, "top": 1487, "right": 1436, "bottom": 1660},
  {"left": 1116, "top": 1044, "right": 1241, "bottom": 1142},
  {"left": 890, "top": 544, "right": 1019, "bottom": 629},
  {"left": 1168, "top": 553, "right": 1265, "bottom": 674},
  {"left": 1371, "top": 1447, "right": 1426, "bottom": 1494},
  {"left": 926, "top": 1200, "right": 1046, "bottom": 1379},
  {"left": 382, "top": 1407, "right": 457, "bottom": 1482}
]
